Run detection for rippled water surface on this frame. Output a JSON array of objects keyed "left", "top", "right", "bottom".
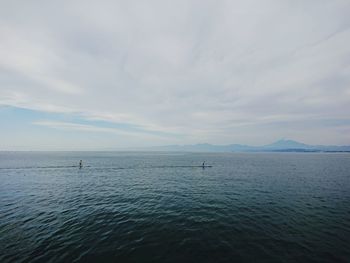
[{"left": 1, "top": 152, "right": 350, "bottom": 262}]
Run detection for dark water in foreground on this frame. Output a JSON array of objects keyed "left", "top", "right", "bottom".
[{"left": 1, "top": 152, "right": 350, "bottom": 263}]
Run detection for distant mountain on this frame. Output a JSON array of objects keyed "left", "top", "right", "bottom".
[
  {"left": 263, "top": 139, "right": 310, "bottom": 149},
  {"left": 146, "top": 139, "right": 350, "bottom": 152}
]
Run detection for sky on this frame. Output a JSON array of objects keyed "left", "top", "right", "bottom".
[{"left": 1, "top": 0, "right": 350, "bottom": 150}]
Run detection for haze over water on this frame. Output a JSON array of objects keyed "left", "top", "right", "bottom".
[{"left": 1, "top": 151, "right": 349, "bottom": 262}]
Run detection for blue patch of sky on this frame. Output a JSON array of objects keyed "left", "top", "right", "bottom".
[{"left": 0, "top": 106, "right": 183, "bottom": 139}]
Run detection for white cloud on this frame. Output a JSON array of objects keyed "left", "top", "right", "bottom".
[
  {"left": 33, "top": 120, "right": 127, "bottom": 134},
  {"left": 1, "top": 0, "right": 350, "bottom": 146}
]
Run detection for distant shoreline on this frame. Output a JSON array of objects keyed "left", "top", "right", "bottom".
[{"left": 0, "top": 150, "right": 349, "bottom": 153}]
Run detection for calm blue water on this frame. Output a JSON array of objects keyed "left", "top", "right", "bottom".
[{"left": 1, "top": 152, "right": 350, "bottom": 262}]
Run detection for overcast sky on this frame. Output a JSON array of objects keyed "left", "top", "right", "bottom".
[{"left": 1, "top": 0, "right": 350, "bottom": 150}]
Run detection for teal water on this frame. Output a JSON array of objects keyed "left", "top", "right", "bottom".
[{"left": 0, "top": 152, "right": 350, "bottom": 262}]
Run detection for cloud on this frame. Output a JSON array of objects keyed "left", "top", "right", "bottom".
[
  {"left": 33, "top": 120, "right": 130, "bottom": 135},
  {"left": 33, "top": 119, "right": 183, "bottom": 139},
  {"left": 1, "top": 0, "right": 350, "bottom": 147}
]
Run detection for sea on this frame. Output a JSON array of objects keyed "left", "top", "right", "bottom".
[{"left": 0, "top": 151, "right": 349, "bottom": 262}]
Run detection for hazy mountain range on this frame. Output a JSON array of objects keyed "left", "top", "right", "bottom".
[{"left": 144, "top": 139, "right": 350, "bottom": 152}]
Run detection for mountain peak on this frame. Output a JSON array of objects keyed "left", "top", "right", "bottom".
[
  {"left": 265, "top": 139, "right": 308, "bottom": 148},
  {"left": 143, "top": 139, "right": 350, "bottom": 152}
]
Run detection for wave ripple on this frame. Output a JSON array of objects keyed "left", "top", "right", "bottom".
[{"left": 1, "top": 152, "right": 350, "bottom": 262}]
